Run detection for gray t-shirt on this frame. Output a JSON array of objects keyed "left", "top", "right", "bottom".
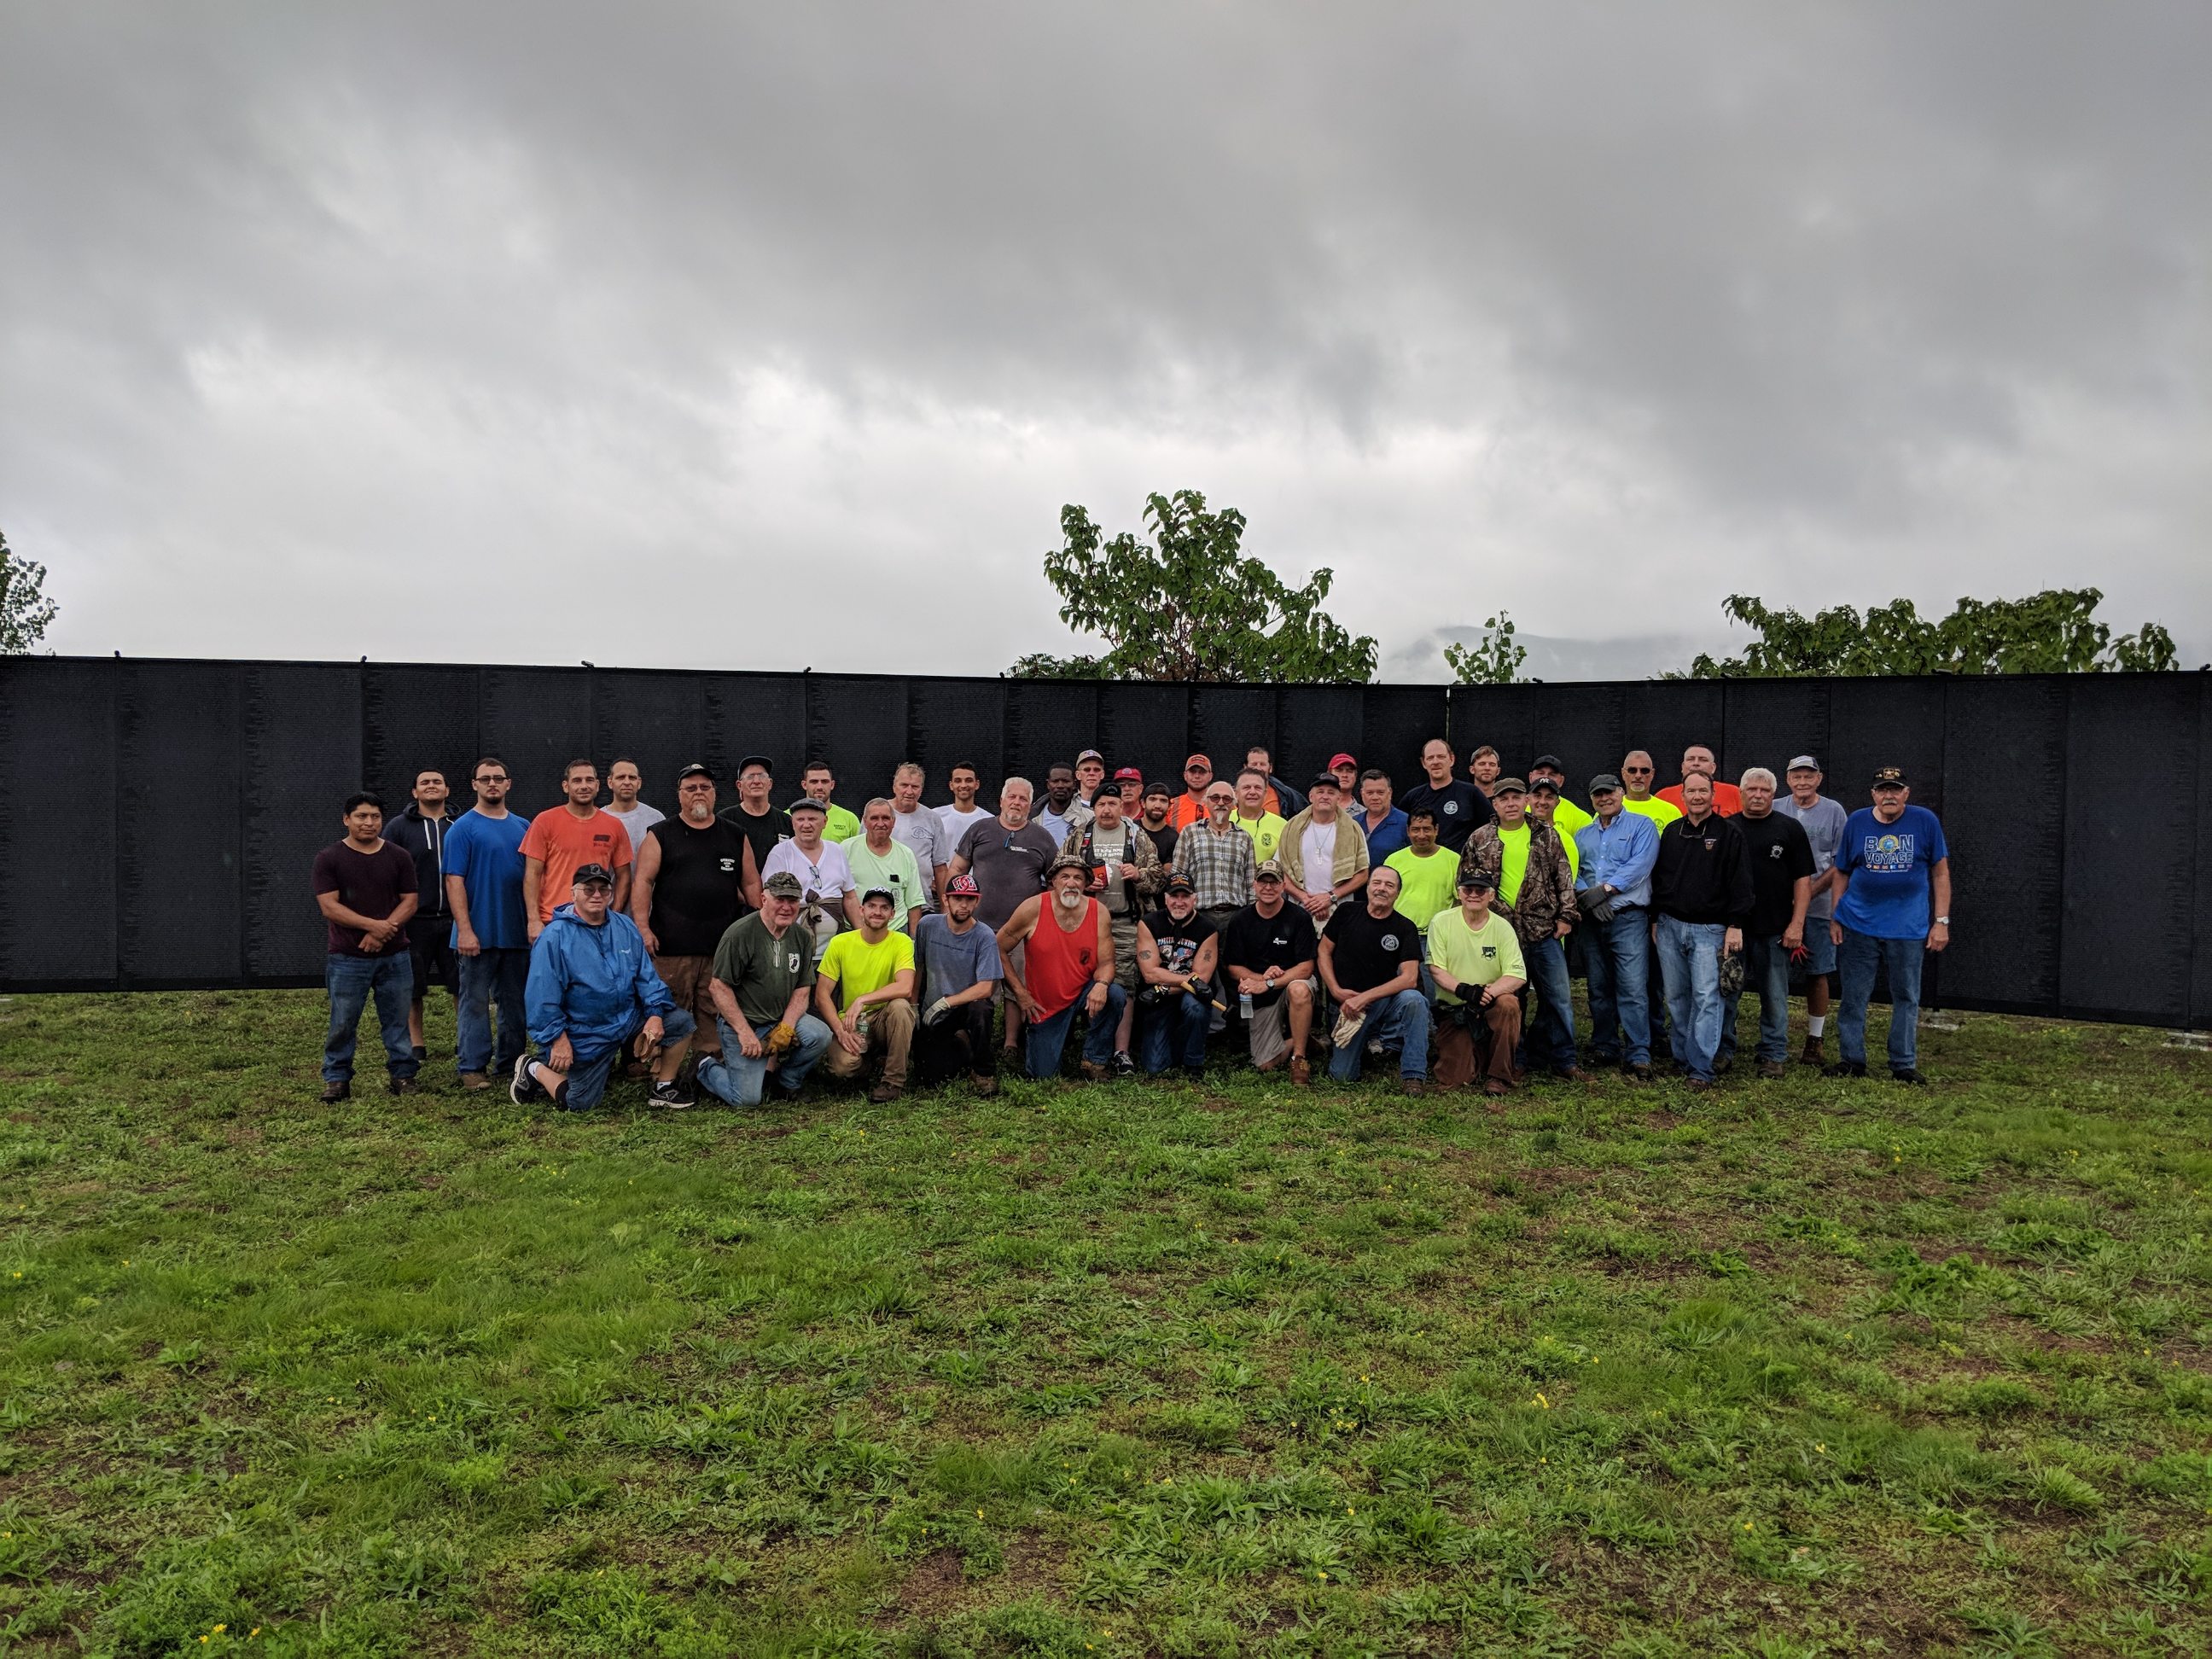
[
  {"left": 890, "top": 806, "right": 952, "bottom": 906},
  {"left": 915, "top": 911, "right": 1004, "bottom": 1001},
  {"left": 954, "top": 817, "right": 1060, "bottom": 929},
  {"left": 1778, "top": 794, "right": 1849, "bottom": 919}
]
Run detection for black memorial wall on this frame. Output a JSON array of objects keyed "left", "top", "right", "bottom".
[{"left": 3, "top": 655, "right": 2207, "bottom": 1028}]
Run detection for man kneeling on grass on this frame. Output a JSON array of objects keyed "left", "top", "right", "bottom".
[
  {"left": 998, "top": 855, "right": 1125, "bottom": 1081},
  {"left": 1318, "top": 864, "right": 1431, "bottom": 1095},
  {"left": 515, "top": 864, "right": 696, "bottom": 1110},
  {"left": 695, "top": 872, "right": 835, "bottom": 1109},
  {"left": 1427, "top": 870, "right": 1526, "bottom": 1097},
  {"left": 816, "top": 888, "right": 918, "bottom": 1103}
]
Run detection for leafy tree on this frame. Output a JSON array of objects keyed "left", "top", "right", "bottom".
[
  {"left": 1009, "top": 491, "right": 1377, "bottom": 684},
  {"left": 0, "top": 529, "right": 58, "bottom": 654},
  {"left": 1444, "top": 611, "right": 1528, "bottom": 685},
  {"left": 1676, "top": 589, "right": 2177, "bottom": 678}
]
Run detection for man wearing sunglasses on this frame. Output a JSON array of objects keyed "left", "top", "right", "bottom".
[{"left": 443, "top": 756, "right": 532, "bottom": 1091}]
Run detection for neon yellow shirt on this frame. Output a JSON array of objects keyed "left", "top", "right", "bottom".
[
  {"left": 1623, "top": 796, "right": 1681, "bottom": 831},
  {"left": 1385, "top": 847, "right": 1462, "bottom": 933},
  {"left": 1234, "top": 812, "right": 1286, "bottom": 864},
  {"left": 817, "top": 928, "right": 915, "bottom": 1012},
  {"left": 1497, "top": 824, "right": 1532, "bottom": 905},
  {"left": 1426, "top": 906, "right": 1527, "bottom": 1004},
  {"left": 1549, "top": 798, "right": 1593, "bottom": 840}
]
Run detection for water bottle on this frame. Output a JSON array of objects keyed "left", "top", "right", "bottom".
[{"left": 1238, "top": 991, "right": 1254, "bottom": 1022}]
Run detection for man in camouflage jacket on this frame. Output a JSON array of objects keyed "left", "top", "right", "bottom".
[{"left": 1457, "top": 778, "right": 1588, "bottom": 1080}]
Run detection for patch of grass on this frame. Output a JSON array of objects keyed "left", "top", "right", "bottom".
[{"left": 2, "top": 989, "right": 2210, "bottom": 1652}]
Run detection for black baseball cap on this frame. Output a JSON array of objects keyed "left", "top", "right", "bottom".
[
  {"left": 786, "top": 796, "right": 828, "bottom": 817},
  {"left": 1531, "top": 754, "right": 1564, "bottom": 773},
  {"left": 1871, "top": 766, "right": 1908, "bottom": 789},
  {"left": 859, "top": 887, "right": 896, "bottom": 905},
  {"left": 735, "top": 754, "right": 774, "bottom": 776},
  {"left": 677, "top": 761, "right": 714, "bottom": 782},
  {"left": 1308, "top": 771, "right": 1343, "bottom": 791},
  {"left": 1143, "top": 779, "right": 1173, "bottom": 800},
  {"left": 573, "top": 863, "right": 615, "bottom": 888},
  {"left": 1164, "top": 871, "right": 1196, "bottom": 893},
  {"left": 1457, "top": 869, "right": 1497, "bottom": 892}
]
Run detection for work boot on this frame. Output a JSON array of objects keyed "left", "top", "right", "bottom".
[
  {"left": 388, "top": 1076, "right": 423, "bottom": 1096},
  {"left": 1400, "top": 1077, "right": 1429, "bottom": 1097},
  {"left": 1553, "top": 1066, "right": 1593, "bottom": 1083},
  {"left": 1079, "top": 1061, "right": 1108, "bottom": 1081},
  {"left": 1890, "top": 1068, "right": 1929, "bottom": 1087},
  {"left": 868, "top": 1081, "right": 904, "bottom": 1103},
  {"left": 1823, "top": 1060, "right": 1867, "bottom": 1080},
  {"left": 969, "top": 1072, "right": 998, "bottom": 1097},
  {"left": 458, "top": 1071, "right": 492, "bottom": 1091},
  {"left": 1800, "top": 1034, "right": 1825, "bottom": 1067},
  {"left": 1757, "top": 1060, "right": 1787, "bottom": 1080},
  {"left": 1625, "top": 1062, "right": 1654, "bottom": 1084},
  {"left": 1289, "top": 1056, "right": 1313, "bottom": 1086},
  {"left": 319, "top": 1080, "right": 350, "bottom": 1103}
]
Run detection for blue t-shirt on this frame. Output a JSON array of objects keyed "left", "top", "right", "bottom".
[
  {"left": 1354, "top": 806, "right": 1410, "bottom": 862},
  {"left": 443, "top": 809, "right": 531, "bottom": 950},
  {"left": 1834, "top": 805, "right": 1948, "bottom": 940},
  {"left": 914, "top": 911, "right": 1004, "bottom": 1002}
]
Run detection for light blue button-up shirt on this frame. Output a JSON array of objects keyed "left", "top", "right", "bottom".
[{"left": 1575, "top": 809, "right": 1660, "bottom": 910}]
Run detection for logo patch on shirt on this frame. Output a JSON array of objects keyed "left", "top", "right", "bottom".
[
  {"left": 1443, "top": 801, "right": 1459, "bottom": 815},
  {"left": 1381, "top": 933, "right": 1400, "bottom": 952},
  {"left": 787, "top": 952, "right": 801, "bottom": 973},
  {"left": 719, "top": 858, "right": 736, "bottom": 873},
  {"left": 1481, "top": 946, "right": 1496, "bottom": 958}
]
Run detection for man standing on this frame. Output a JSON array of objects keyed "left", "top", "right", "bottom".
[
  {"left": 1061, "top": 784, "right": 1163, "bottom": 1073},
  {"left": 1328, "top": 752, "right": 1361, "bottom": 800},
  {"left": 764, "top": 798, "right": 859, "bottom": 958},
  {"left": 1035, "top": 762, "right": 1091, "bottom": 845},
  {"left": 1620, "top": 753, "right": 1683, "bottom": 830},
  {"left": 1353, "top": 768, "right": 1410, "bottom": 861},
  {"left": 1171, "top": 754, "right": 1216, "bottom": 830},
  {"left": 1383, "top": 807, "right": 1461, "bottom": 956},
  {"left": 1526, "top": 779, "right": 1582, "bottom": 882},
  {"left": 719, "top": 755, "right": 785, "bottom": 884},
  {"left": 950, "top": 777, "right": 1061, "bottom": 1057},
  {"left": 445, "top": 757, "right": 531, "bottom": 1091},
  {"left": 1280, "top": 772, "right": 1369, "bottom": 922},
  {"left": 1427, "top": 871, "right": 1527, "bottom": 1097},
  {"left": 846, "top": 798, "right": 927, "bottom": 934},
  {"left": 1318, "top": 864, "right": 1430, "bottom": 1093},
  {"left": 914, "top": 873, "right": 1004, "bottom": 1092},
  {"left": 1823, "top": 767, "right": 1951, "bottom": 1086},
  {"left": 796, "top": 760, "right": 863, "bottom": 844},
  {"left": 1529, "top": 756, "right": 1592, "bottom": 840},
  {"left": 1138, "top": 780, "right": 1180, "bottom": 870},
  {"left": 817, "top": 888, "right": 919, "bottom": 1103},
  {"left": 385, "top": 767, "right": 457, "bottom": 1066},
  {"left": 1245, "top": 746, "right": 1305, "bottom": 818},
  {"left": 1650, "top": 774, "right": 1754, "bottom": 1091},
  {"left": 1460, "top": 779, "right": 1584, "bottom": 1081},
  {"left": 936, "top": 762, "right": 994, "bottom": 846},
  {"left": 1177, "top": 780, "right": 1256, "bottom": 1021},
  {"left": 998, "top": 856, "right": 1126, "bottom": 1080},
  {"left": 694, "top": 871, "right": 835, "bottom": 1109},
  {"left": 1219, "top": 861, "right": 1321, "bottom": 1081},
  {"left": 522, "top": 760, "right": 633, "bottom": 940},
  {"left": 1133, "top": 873, "right": 1220, "bottom": 1078},
  {"left": 1399, "top": 738, "right": 1494, "bottom": 854},
  {"left": 1468, "top": 745, "right": 1503, "bottom": 798},
  {"left": 1658, "top": 744, "right": 1743, "bottom": 817},
  {"left": 1111, "top": 766, "right": 1146, "bottom": 814},
  {"left": 1074, "top": 749, "right": 1110, "bottom": 807},
  {"left": 602, "top": 758, "right": 666, "bottom": 853},
  {"left": 1231, "top": 768, "right": 1289, "bottom": 864},
  {"left": 1575, "top": 774, "right": 1661, "bottom": 1080},
  {"left": 632, "top": 763, "right": 757, "bottom": 1063},
  {"left": 312, "top": 792, "right": 422, "bottom": 1101},
  {"left": 1778, "top": 754, "right": 1848, "bottom": 1065},
  {"left": 514, "top": 864, "right": 695, "bottom": 1110},
  {"left": 890, "top": 762, "right": 952, "bottom": 910},
  {"left": 1724, "top": 768, "right": 1814, "bottom": 1080}
]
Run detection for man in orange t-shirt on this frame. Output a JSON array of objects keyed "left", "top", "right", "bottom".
[
  {"left": 1656, "top": 743, "right": 1743, "bottom": 817},
  {"left": 1171, "top": 754, "right": 1216, "bottom": 830},
  {"left": 521, "top": 759, "right": 635, "bottom": 938}
]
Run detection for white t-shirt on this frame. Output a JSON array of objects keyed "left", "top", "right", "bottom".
[
  {"left": 1300, "top": 821, "right": 1337, "bottom": 897},
  {"left": 763, "top": 838, "right": 853, "bottom": 904},
  {"left": 604, "top": 801, "right": 665, "bottom": 853},
  {"left": 1089, "top": 822, "right": 1135, "bottom": 915},
  {"left": 937, "top": 803, "right": 993, "bottom": 842}
]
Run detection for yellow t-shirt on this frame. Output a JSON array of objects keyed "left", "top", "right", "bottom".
[
  {"left": 1623, "top": 796, "right": 1682, "bottom": 831},
  {"left": 1385, "top": 847, "right": 1462, "bottom": 933},
  {"left": 1497, "top": 824, "right": 1532, "bottom": 905},
  {"left": 1235, "top": 812, "right": 1286, "bottom": 864},
  {"left": 1426, "top": 906, "right": 1527, "bottom": 1005},
  {"left": 817, "top": 928, "right": 916, "bottom": 1013},
  {"left": 1549, "top": 798, "right": 1593, "bottom": 840}
]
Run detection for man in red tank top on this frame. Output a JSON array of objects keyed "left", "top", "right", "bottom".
[{"left": 997, "top": 855, "right": 1126, "bottom": 1081}]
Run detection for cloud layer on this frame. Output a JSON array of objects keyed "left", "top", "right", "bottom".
[{"left": 3, "top": 3, "right": 2206, "bottom": 674}]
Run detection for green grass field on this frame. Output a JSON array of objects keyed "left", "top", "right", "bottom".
[{"left": 3, "top": 991, "right": 2210, "bottom": 1656}]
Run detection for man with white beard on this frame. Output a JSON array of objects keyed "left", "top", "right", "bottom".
[{"left": 996, "top": 856, "right": 1126, "bottom": 1081}]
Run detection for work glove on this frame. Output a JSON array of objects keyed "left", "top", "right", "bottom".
[
  {"left": 923, "top": 998, "right": 952, "bottom": 1027},
  {"left": 765, "top": 1022, "right": 799, "bottom": 1056}
]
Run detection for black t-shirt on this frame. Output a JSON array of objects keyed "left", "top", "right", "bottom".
[
  {"left": 649, "top": 816, "right": 752, "bottom": 957},
  {"left": 1142, "top": 819, "right": 1179, "bottom": 870},
  {"left": 1731, "top": 810, "right": 1817, "bottom": 937},
  {"left": 1140, "top": 906, "right": 1215, "bottom": 982},
  {"left": 1397, "top": 778, "right": 1494, "bottom": 852},
  {"left": 1323, "top": 903, "right": 1420, "bottom": 996},
  {"left": 716, "top": 804, "right": 785, "bottom": 888},
  {"left": 311, "top": 839, "right": 420, "bottom": 956},
  {"left": 1218, "top": 904, "right": 1319, "bottom": 1005}
]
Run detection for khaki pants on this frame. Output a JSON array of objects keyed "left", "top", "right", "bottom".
[
  {"left": 1108, "top": 913, "right": 1140, "bottom": 992},
  {"left": 824, "top": 999, "right": 916, "bottom": 1090},
  {"left": 1435, "top": 995, "right": 1522, "bottom": 1090}
]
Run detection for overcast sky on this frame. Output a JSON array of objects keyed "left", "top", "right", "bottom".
[{"left": 4, "top": 3, "right": 2206, "bottom": 678}]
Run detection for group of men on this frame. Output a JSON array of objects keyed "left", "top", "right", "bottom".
[{"left": 311, "top": 736, "right": 1952, "bottom": 1109}]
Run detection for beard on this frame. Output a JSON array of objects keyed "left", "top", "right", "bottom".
[{"left": 1054, "top": 888, "right": 1086, "bottom": 913}]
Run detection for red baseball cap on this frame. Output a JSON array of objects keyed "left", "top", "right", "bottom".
[
  {"left": 1112, "top": 766, "right": 1143, "bottom": 782},
  {"left": 1329, "top": 752, "right": 1358, "bottom": 770}
]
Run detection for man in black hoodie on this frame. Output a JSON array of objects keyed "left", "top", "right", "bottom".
[
  {"left": 1650, "top": 773, "right": 1754, "bottom": 1091},
  {"left": 386, "top": 767, "right": 457, "bottom": 1064}
]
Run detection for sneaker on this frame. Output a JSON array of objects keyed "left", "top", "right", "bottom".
[
  {"left": 458, "top": 1071, "right": 492, "bottom": 1091},
  {"left": 1110, "top": 1051, "right": 1135, "bottom": 1078},
  {"left": 868, "top": 1082, "right": 904, "bottom": 1104},
  {"left": 388, "top": 1076, "right": 423, "bottom": 1096},
  {"left": 510, "top": 1053, "right": 540, "bottom": 1105},
  {"left": 1890, "top": 1068, "right": 1929, "bottom": 1087},
  {"left": 1823, "top": 1060, "right": 1868, "bottom": 1080},
  {"left": 1800, "top": 1036, "right": 1825, "bottom": 1067},
  {"left": 319, "top": 1080, "right": 350, "bottom": 1103},
  {"left": 1289, "top": 1056, "right": 1313, "bottom": 1086},
  {"left": 1756, "top": 1060, "right": 1787, "bottom": 1080},
  {"left": 650, "top": 1077, "right": 696, "bottom": 1109}
]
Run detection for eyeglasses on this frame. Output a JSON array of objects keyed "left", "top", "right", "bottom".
[
  {"left": 1623, "top": 766, "right": 1653, "bottom": 775},
  {"left": 1185, "top": 765, "right": 1210, "bottom": 775},
  {"left": 474, "top": 774, "right": 507, "bottom": 783}
]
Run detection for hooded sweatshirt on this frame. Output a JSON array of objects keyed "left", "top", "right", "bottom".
[{"left": 525, "top": 904, "right": 674, "bottom": 1053}]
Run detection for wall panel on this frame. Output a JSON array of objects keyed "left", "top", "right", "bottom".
[
  {"left": 1941, "top": 677, "right": 2065, "bottom": 1011},
  {"left": 1096, "top": 684, "right": 1191, "bottom": 792},
  {"left": 592, "top": 671, "right": 707, "bottom": 805},
  {"left": 906, "top": 678, "right": 1004, "bottom": 803},
  {"left": 363, "top": 665, "right": 480, "bottom": 812},
  {"left": 480, "top": 668, "right": 594, "bottom": 818},
  {"left": 245, "top": 665, "right": 364, "bottom": 981},
  {"left": 0, "top": 658, "right": 117, "bottom": 985},
  {"left": 1274, "top": 686, "right": 1365, "bottom": 788},
  {"left": 705, "top": 673, "right": 807, "bottom": 794},
  {"left": 119, "top": 662, "right": 244, "bottom": 986}
]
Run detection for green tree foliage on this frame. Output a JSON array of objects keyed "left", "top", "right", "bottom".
[
  {"left": 0, "top": 528, "right": 59, "bottom": 654},
  {"left": 1444, "top": 611, "right": 1528, "bottom": 685},
  {"left": 1009, "top": 491, "right": 1377, "bottom": 684},
  {"left": 1676, "top": 589, "right": 2177, "bottom": 678}
]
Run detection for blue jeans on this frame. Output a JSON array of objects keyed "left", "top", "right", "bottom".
[
  {"left": 1837, "top": 929, "right": 1924, "bottom": 1072},
  {"left": 1517, "top": 934, "right": 1577, "bottom": 1073},
  {"left": 1719, "top": 933, "right": 1792, "bottom": 1066},
  {"left": 1138, "top": 990, "right": 1210, "bottom": 1073},
  {"left": 457, "top": 946, "right": 530, "bottom": 1075},
  {"left": 550, "top": 1006, "right": 696, "bottom": 1110},
  {"left": 1327, "top": 988, "right": 1431, "bottom": 1083},
  {"left": 695, "top": 1013, "right": 835, "bottom": 1107},
  {"left": 323, "top": 952, "right": 417, "bottom": 1085},
  {"left": 1582, "top": 906, "right": 1652, "bottom": 1066},
  {"left": 1025, "top": 985, "right": 1127, "bottom": 1079},
  {"left": 1655, "top": 915, "right": 1726, "bottom": 1082}
]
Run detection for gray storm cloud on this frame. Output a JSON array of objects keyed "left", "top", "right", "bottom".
[{"left": 2, "top": 2, "right": 2205, "bottom": 673}]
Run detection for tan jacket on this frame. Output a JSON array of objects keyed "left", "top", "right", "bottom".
[{"left": 1278, "top": 806, "right": 1371, "bottom": 895}]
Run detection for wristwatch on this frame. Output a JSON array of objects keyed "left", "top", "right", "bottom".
[{"left": 1935, "top": 916, "right": 1950, "bottom": 925}]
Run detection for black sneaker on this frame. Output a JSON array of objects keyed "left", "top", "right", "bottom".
[
  {"left": 1110, "top": 1051, "right": 1135, "bottom": 1078},
  {"left": 1183, "top": 1063, "right": 1206, "bottom": 1082},
  {"left": 510, "top": 1053, "right": 540, "bottom": 1105},
  {"left": 650, "top": 1077, "right": 696, "bottom": 1109},
  {"left": 1823, "top": 1060, "right": 1868, "bottom": 1080},
  {"left": 1890, "top": 1068, "right": 1929, "bottom": 1087},
  {"left": 388, "top": 1075, "right": 423, "bottom": 1096}
]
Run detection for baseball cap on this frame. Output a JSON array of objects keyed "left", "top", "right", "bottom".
[
  {"left": 677, "top": 761, "right": 714, "bottom": 782},
  {"left": 859, "top": 887, "right": 896, "bottom": 905},
  {"left": 786, "top": 796, "right": 828, "bottom": 817},
  {"left": 1493, "top": 776, "right": 1528, "bottom": 795},
  {"left": 1528, "top": 776, "right": 1560, "bottom": 795},
  {"left": 1871, "top": 766, "right": 1908, "bottom": 788},
  {"left": 735, "top": 754, "right": 773, "bottom": 776},
  {"left": 1308, "top": 771, "right": 1342, "bottom": 791},
  {"left": 1589, "top": 771, "right": 1625, "bottom": 794},
  {"left": 1457, "top": 868, "right": 1497, "bottom": 891},
  {"left": 1142, "top": 779, "right": 1173, "bottom": 800},
  {"left": 1185, "top": 754, "right": 1211, "bottom": 770},
  {"left": 946, "top": 873, "right": 980, "bottom": 897},
  {"left": 1076, "top": 748, "right": 1105, "bottom": 765},
  {"left": 762, "top": 871, "right": 803, "bottom": 899},
  {"left": 1254, "top": 859, "right": 1286, "bottom": 881},
  {"left": 1328, "top": 751, "right": 1358, "bottom": 770},
  {"left": 1164, "top": 871, "right": 1196, "bottom": 893},
  {"left": 1531, "top": 754, "right": 1564, "bottom": 772},
  {"left": 1113, "top": 765, "right": 1143, "bottom": 783},
  {"left": 1047, "top": 853, "right": 1091, "bottom": 876},
  {"left": 1787, "top": 754, "right": 1821, "bottom": 772},
  {"left": 573, "top": 863, "right": 614, "bottom": 888}
]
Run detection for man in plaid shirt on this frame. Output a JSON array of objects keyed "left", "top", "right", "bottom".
[{"left": 1175, "top": 779, "right": 1255, "bottom": 1027}]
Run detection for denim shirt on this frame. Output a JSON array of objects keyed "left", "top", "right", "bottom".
[{"left": 1575, "top": 810, "right": 1660, "bottom": 910}]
